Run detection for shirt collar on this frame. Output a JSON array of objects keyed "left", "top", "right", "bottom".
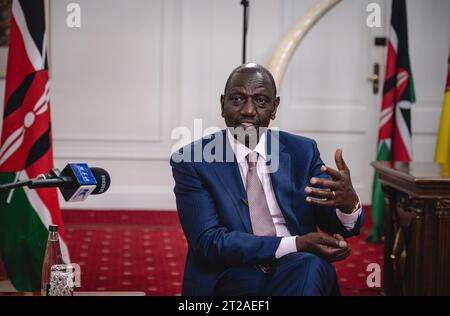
[{"left": 226, "top": 128, "right": 267, "bottom": 163}]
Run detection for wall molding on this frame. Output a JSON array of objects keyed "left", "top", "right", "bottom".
[
  {"left": 60, "top": 190, "right": 176, "bottom": 210},
  {"left": 54, "top": 151, "right": 171, "bottom": 161},
  {"left": 54, "top": 136, "right": 163, "bottom": 143}
]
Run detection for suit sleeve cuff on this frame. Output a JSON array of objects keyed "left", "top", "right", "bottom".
[
  {"left": 275, "top": 236, "right": 298, "bottom": 259},
  {"left": 336, "top": 205, "right": 362, "bottom": 231}
]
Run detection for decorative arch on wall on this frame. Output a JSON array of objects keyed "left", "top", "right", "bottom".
[{"left": 267, "top": 0, "right": 342, "bottom": 89}]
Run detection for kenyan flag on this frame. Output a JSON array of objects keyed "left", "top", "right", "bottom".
[
  {"left": 0, "top": 0, "right": 69, "bottom": 291},
  {"left": 367, "top": 0, "right": 416, "bottom": 242}
]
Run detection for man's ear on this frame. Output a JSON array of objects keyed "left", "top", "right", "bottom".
[
  {"left": 271, "top": 96, "right": 280, "bottom": 120},
  {"left": 220, "top": 94, "right": 225, "bottom": 117}
]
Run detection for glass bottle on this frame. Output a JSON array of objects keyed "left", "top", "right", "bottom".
[{"left": 41, "top": 224, "right": 63, "bottom": 296}]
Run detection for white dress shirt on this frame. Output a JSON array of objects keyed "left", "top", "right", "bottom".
[{"left": 226, "top": 129, "right": 361, "bottom": 259}]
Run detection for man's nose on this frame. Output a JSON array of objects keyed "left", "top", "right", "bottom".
[{"left": 241, "top": 98, "right": 257, "bottom": 116}]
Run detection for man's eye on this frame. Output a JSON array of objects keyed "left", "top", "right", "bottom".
[
  {"left": 255, "top": 97, "right": 268, "bottom": 106},
  {"left": 232, "top": 96, "right": 245, "bottom": 103}
]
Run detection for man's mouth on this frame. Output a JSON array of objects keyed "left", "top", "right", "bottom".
[{"left": 237, "top": 121, "right": 259, "bottom": 128}]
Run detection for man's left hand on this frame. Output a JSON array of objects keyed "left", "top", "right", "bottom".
[{"left": 305, "top": 148, "right": 359, "bottom": 214}]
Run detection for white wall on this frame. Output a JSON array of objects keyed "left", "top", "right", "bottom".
[
  {"left": 408, "top": 0, "right": 449, "bottom": 162},
  {"left": 1, "top": 0, "right": 449, "bottom": 209}
]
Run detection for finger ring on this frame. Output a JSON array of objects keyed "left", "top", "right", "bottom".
[{"left": 331, "top": 191, "right": 336, "bottom": 199}]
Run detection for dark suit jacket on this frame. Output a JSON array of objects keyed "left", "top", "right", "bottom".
[{"left": 170, "top": 129, "right": 364, "bottom": 295}]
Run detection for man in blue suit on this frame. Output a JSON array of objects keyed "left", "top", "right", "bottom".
[{"left": 170, "top": 63, "right": 363, "bottom": 296}]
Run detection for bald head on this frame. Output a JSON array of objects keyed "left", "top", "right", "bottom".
[{"left": 224, "top": 63, "right": 277, "bottom": 98}]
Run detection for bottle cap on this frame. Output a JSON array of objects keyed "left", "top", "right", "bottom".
[{"left": 49, "top": 224, "right": 59, "bottom": 232}]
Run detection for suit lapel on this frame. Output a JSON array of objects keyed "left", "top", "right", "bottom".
[
  {"left": 210, "top": 130, "right": 253, "bottom": 233},
  {"left": 267, "top": 130, "right": 300, "bottom": 235}
]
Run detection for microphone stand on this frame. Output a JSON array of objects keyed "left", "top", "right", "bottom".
[
  {"left": 0, "top": 168, "right": 61, "bottom": 194},
  {"left": 0, "top": 179, "right": 32, "bottom": 193},
  {"left": 241, "top": 0, "right": 249, "bottom": 64}
]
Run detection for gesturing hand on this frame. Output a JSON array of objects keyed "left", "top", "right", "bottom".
[
  {"left": 295, "top": 232, "right": 351, "bottom": 262},
  {"left": 305, "top": 148, "right": 359, "bottom": 214}
]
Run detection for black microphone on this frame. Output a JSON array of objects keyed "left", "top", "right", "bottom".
[
  {"left": 90, "top": 167, "right": 111, "bottom": 195},
  {"left": 241, "top": 198, "right": 248, "bottom": 206},
  {"left": 28, "top": 163, "right": 111, "bottom": 202}
]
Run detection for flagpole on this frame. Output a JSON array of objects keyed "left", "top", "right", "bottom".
[
  {"left": 44, "top": 0, "right": 50, "bottom": 67},
  {"left": 241, "top": 0, "right": 249, "bottom": 64}
]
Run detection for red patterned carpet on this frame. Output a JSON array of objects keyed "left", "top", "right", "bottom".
[{"left": 0, "top": 209, "right": 383, "bottom": 296}]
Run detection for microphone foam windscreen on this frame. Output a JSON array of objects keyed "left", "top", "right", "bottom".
[{"left": 90, "top": 167, "right": 111, "bottom": 195}]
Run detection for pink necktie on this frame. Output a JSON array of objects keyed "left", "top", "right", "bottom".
[{"left": 246, "top": 152, "right": 276, "bottom": 236}]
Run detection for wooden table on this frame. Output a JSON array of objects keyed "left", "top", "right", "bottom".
[{"left": 371, "top": 162, "right": 450, "bottom": 295}]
